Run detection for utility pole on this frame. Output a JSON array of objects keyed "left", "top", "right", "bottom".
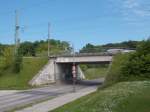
[
  {"left": 72, "top": 43, "right": 76, "bottom": 92},
  {"left": 48, "top": 22, "right": 50, "bottom": 57},
  {"left": 14, "top": 10, "right": 20, "bottom": 54}
]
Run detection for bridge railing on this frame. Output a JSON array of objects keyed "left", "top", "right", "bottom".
[{"left": 49, "top": 52, "right": 114, "bottom": 58}]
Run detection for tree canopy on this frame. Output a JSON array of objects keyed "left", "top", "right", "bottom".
[
  {"left": 80, "top": 40, "right": 140, "bottom": 53},
  {"left": 0, "top": 39, "right": 72, "bottom": 57}
]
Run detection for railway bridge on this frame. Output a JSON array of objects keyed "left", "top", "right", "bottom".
[{"left": 29, "top": 53, "right": 113, "bottom": 86}]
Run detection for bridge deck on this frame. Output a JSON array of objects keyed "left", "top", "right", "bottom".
[{"left": 53, "top": 55, "right": 113, "bottom": 64}]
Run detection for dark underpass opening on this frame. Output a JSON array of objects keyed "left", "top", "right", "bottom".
[{"left": 59, "top": 63, "right": 110, "bottom": 86}]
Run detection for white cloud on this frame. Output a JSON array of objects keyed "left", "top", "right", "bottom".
[
  {"left": 123, "top": 0, "right": 139, "bottom": 9},
  {"left": 122, "top": 0, "right": 150, "bottom": 17}
]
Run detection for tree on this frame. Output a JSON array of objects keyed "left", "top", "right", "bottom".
[
  {"left": 121, "top": 39, "right": 150, "bottom": 79},
  {"left": 105, "top": 39, "right": 150, "bottom": 86},
  {"left": 80, "top": 43, "right": 102, "bottom": 53},
  {"left": 2, "top": 47, "right": 14, "bottom": 69},
  {"left": 19, "top": 42, "right": 36, "bottom": 56}
]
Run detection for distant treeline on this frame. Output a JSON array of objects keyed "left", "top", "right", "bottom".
[
  {"left": 0, "top": 39, "right": 72, "bottom": 57},
  {"left": 0, "top": 40, "right": 142, "bottom": 56},
  {"left": 80, "top": 40, "right": 140, "bottom": 53}
]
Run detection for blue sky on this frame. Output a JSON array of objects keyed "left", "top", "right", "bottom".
[{"left": 0, "top": 0, "right": 150, "bottom": 50}]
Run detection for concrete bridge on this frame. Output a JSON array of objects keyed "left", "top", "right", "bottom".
[
  {"left": 55, "top": 55, "right": 112, "bottom": 64},
  {"left": 29, "top": 53, "right": 113, "bottom": 86}
]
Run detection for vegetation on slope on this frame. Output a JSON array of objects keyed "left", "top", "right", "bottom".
[
  {"left": 0, "top": 57, "right": 47, "bottom": 90},
  {"left": 104, "top": 53, "right": 130, "bottom": 86},
  {"left": 104, "top": 39, "right": 150, "bottom": 86},
  {"left": 80, "top": 64, "right": 109, "bottom": 79},
  {"left": 84, "top": 68, "right": 108, "bottom": 79},
  {"left": 51, "top": 39, "right": 150, "bottom": 112},
  {"left": 51, "top": 81, "right": 150, "bottom": 112},
  {"left": 0, "top": 39, "right": 71, "bottom": 89}
]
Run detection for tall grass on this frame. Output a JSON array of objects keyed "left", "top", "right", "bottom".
[
  {"left": 51, "top": 81, "right": 150, "bottom": 112},
  {"left": 104, "top": 53, "right": 130, "bottom": 86},
  {"left": 0, "top": 57, "right": 47, "bottom": 90},
  {"left": 84, "top": 67, "right": 108, "bottom": 80}
]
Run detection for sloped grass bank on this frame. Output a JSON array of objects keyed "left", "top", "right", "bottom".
[
  {"left": 51, "top": 81, "right": 150, "bottom": 112},
  {"left": 0, "top": 57, "right": 47, "bottom": 90},
  {"left": 84, "top": 67, "right": 108, "bottom": 80}
]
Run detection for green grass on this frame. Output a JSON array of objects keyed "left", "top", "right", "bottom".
[
  {"left": 0, "top": 57, "right": 48, "bottom": 90},
  {"left": 51, "top": 81, "right": 150, "bottom": 112},
  {"left": 104, "top": 53, "right": 130, "bottom": 86},
  {"left": 84, "top": 67, "right": 108, "bottom": 80}
]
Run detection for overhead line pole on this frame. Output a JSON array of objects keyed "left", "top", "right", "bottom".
[
  {"left": 14, "top": 10, "right": 20, "bottom": 54},
  {"left": 72, "top": 43, "right": 76, "bottom": 92},
  {"left": 48, "top": 22, "right": 50, "bottom": 57}
]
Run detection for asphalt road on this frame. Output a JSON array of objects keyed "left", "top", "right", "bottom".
[{"left": 0, "top": 79, "right": 103, "bottom": 112}]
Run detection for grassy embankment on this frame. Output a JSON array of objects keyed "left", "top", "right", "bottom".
[
  {"left": 0, "top": 57, "right": 47, "bottom": 90},
  {"left": 51, "top": 81, "right": 150, "bottom": 112},
  {"left": 81, "top": 65, "right": 109, "bottom": 80},
  {"left": 84, "top": 67, "right": 108, "bottom": 79},
  {"left": 51, "top": 39, "right": 150, "bottom": 112}
]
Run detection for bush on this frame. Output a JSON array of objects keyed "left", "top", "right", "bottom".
[
  {"left": 104, "top": 53, "right": 130, "bottom": 86},
  {"left": 104, "top": 40, "right": 150, "bottom": 86},
  {"left": 0, "top": 58, "right": 4, "bottom": 75},
  {"left": 2, "top": 47, "right": 14, "bottom": 69},
  {"left": 122, "top": 53, "right": 150, "bottom": 79},
  {"left": 122, "top": 40, "right": 150, "bottom": 79},
  {"left": 80, "top": 64, "right": 88, "bottom": 71}
]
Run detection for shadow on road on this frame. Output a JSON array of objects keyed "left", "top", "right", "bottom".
[{"left": 76, "top": 78, "right": 104, "bottom": 86}]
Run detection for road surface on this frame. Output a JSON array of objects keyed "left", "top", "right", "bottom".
[{"left": 0, "top": 79, "right": 103, "bottom": 112}]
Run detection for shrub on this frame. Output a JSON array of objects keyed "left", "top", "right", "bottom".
[
  {"left": 136, "top": 40, "right": 150, "bottom": 55},
  {"left": 2, "top": 47, "right": 14, "bottom": 69},
  {"left": 80, "top": 64, "right": 88, "bottom": 71},
  {"left": 122, "top": 40, "right": 150, "bottom": 79},
  {"left": 121, "top": 53, "right": 150, "bottom": 79},
  {"left": 104, "top": 53, "right": 130, "bottom": 86},
  {"left": 104, "top": 40, "right": 150, "bottom": 86}
]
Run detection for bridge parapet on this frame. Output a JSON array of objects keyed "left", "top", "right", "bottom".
[
  {"left": 54, "top": 55, "right": 113, "bottom": 64},
  {"left": 49, "top": 52, "right": 114, "bottom": 58}
]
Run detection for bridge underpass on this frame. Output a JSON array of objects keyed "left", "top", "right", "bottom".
[
  {"left": 0, "top": 54, "right": 113, "bottom": 112},
  {"left": 29, "top": 54, "right": 113, "bottom": 86}
]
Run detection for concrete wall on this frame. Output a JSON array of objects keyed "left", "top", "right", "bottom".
[
  {"left": 55, "top": 56, "right": 112, "bottom": 63},
  {"left": 29, "top": 59, "right": 56, "bottom": 86},
  {"left": 29, "top": 59, "right": 85, "bottom": 86},
  {"left": 77, "top": 65, "right": 85, "bottom": 80}
]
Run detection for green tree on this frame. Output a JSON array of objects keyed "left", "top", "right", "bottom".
[
  {"left": 105, "top": 39, "right": 150, "bottom": 86},
  {"left": 80, "top": 43, "right": 102, "bottom": 53},
  {"left": 122, "top": 40, "right": 150, "bottom": 79},
  {"left": 19, "top": 42, "right": 36, "bottom": 56},
  {"left": 2, "top": 47, "right": 14, "bottom": 69}
]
